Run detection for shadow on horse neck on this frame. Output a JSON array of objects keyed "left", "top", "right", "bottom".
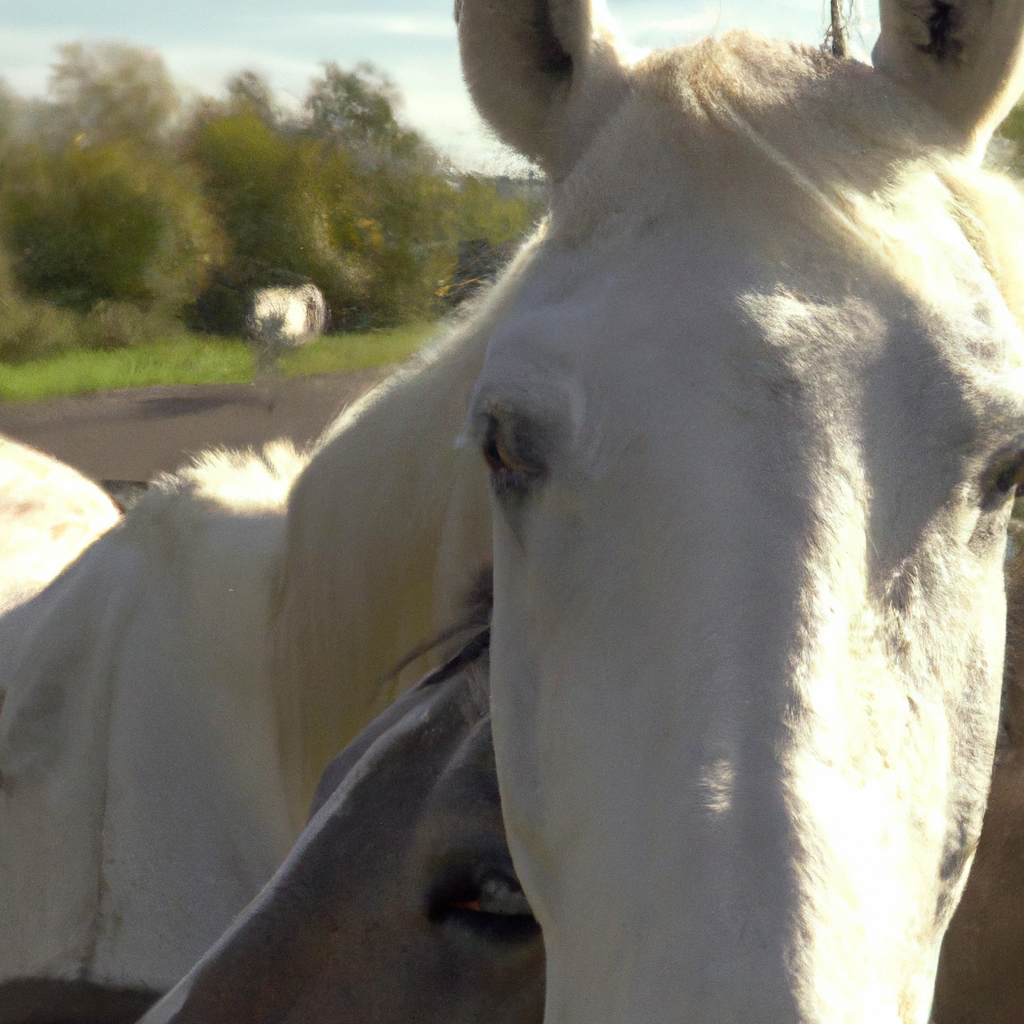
[{"left": 932, "top": 519, "right": 1024, "bottom": 1023}]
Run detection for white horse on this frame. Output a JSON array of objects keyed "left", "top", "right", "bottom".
[
  {"left": 8, "top": 0, "right": 1024, "bottom": 1019},
  {"left": 0, "top": 443, "right": 310, "bottom": 1011},
  {"left": 451, "top": 0, "right": 1024, "bottom": 1021},
  {"left": 0, "top": 436, "right": 119, "bottom": 614}
]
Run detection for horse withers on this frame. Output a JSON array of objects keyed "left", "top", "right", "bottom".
[{"left": 138, "top": 633, "right": 543, "bottom": 1024}]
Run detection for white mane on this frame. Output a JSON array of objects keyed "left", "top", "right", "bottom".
[
  {"left": 555, "top": 34, "right": 1024, "bottom": 327},
  {"left": 269, "top": 236, "right": 546, "bottom": 810}
]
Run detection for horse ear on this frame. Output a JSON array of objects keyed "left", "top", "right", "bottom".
[
  {"left": 872, "top": 0, "right": 1024, "bottom": 155},
  {"left": 455, "top": 0, "right": 630, "bottom": 177}
]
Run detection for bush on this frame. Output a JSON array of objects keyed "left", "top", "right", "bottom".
[
  {"left": 47, "top": 42, "right": 181, "bottom": 150},
  {"left": 0, "top": 140, "right": 222, "bottom": 313},
  {"left": 0, "top": 51, "right": 548, "bottom": 358},
  {"left": 185, "top": 110, "right": 374, "bottom": 330},
  {"left": 0, "top": 294, "right": 80, "bottom": 362}
]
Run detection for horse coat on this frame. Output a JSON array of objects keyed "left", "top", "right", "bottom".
[
  {"left": 0, "top": 300, "right": 500, "bottom": 1008},
  {"left": 0, "top": 445, "right": 304, "bottom": 1011},
  {"left": 0, "top": 436, "right": 119, "bottom": 614},
  {"left": 135, "top": 550, "right": 1024, "bottom": 1022}
]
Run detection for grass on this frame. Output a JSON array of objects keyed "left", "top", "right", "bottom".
[
  {"left": 0, "top": 321, "right": 438, "bottom": 403},
  {"left": 278, "top": 321, "right": 436, "bottom": 377}
]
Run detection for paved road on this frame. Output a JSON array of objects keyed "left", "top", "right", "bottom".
[{"left": 0, "top": 368, "right": 391, "bottom": 483}]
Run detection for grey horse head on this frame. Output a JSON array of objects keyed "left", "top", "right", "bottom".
[{"left": 139, "top": 632, "right": 544, "bottom": 1023}]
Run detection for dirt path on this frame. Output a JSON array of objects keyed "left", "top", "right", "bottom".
[{"left": 0, "top": 368, "right": 392, "bottom": 483}]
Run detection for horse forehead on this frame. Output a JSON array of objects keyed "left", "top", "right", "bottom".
[{"left": 482, "top": 241, "right": 1020, "bottom": 423}]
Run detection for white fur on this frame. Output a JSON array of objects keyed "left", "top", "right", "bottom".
[
  {"left": 0, "top": 444, "right": 304, "bottom": 990},
  {"left": 0, "top": 436, "right": 119, "bottom": 614},
  {"left": 457, "top": 4, "right": 1024, "bottom": 1022},
  {"left": 0, "top": 255, "right": 534, "bottom": 992},
  {"left": 0, "top": 248, "right": 541, "bottom": 992}
]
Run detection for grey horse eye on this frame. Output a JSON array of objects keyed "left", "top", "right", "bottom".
[
  {"left": 427, "top": 865, "right": 540, "bottom": 943},
  {"left": 476, "top": 873, "right": 534, "bottom": 917},
  {"left": 480, "top": 414, "right": 546, "bottom": 497}
]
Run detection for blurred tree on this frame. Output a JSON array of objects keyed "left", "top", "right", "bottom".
[
  {"left": 225, "top": 70, "right": 278, "bottom": 127},
  {"left": 185, "top": 109, "right": 374, "bottom": 329},
  {"left": 305, "top": 61, "right": 431, "bottom": 171},
  {"left": 0, "top": 49, "right": 546, "bottom": 353},
  {"left": 0, "top": 140, "right": 222, "bottom": 314},
  {"left": 0, "top": 80, "right": 16, "bottom": 145},
  {"left": 48, "top": 42, "right": 180, "bottom": 148}
]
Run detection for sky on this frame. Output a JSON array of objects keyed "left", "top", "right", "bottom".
[{"left": 0, "top": 0, "right": 878, "bottom": 172}]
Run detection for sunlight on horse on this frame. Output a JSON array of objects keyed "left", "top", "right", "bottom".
[
  {"left": 6, "top": 0, "right": 1024, "bottom": 1017},
  {"left": 456, "top": 0, "right": 1024, "bottom": 1020},
  {"left": 0, "top": 443, "right": 306, "bottom": 1005},
  {"left": 138, "top": 635, "right": 545, "bottom": 1024},
  {"left": 139, "top": 550, "right": 1024, "bottom": 1022},
  {"left": 0, "top": 437, "right": 119, "bottom": 614}
]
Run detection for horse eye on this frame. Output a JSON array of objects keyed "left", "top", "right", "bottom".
[
  {"left": 480, "top": 414, "right": 544, "bottom": 496},
  {"left": 482, "top": 415, "right": 512, "bottom": 475},
  {"left": 984, "top": 449, "right": 1024, "bottom": 503},
  {"left": 475, "top": 873, "right": 534, "bottom": 917},
  {"left": 428, "top": 867, "right": 540, "bottom": 942}
]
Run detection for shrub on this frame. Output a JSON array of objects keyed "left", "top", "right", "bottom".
[
  {"left": 47, "top": 41, "right": 181, "bottom": 150},
  {"left": 0, "top": 140, "right": 222, "bottom": 313},
  {"left": 185, "top": 110, "right": 379, "bottom": 330}
]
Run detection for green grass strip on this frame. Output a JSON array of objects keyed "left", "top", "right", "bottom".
[
  {"left": 0, "top": 322, "right": 438, "bottom": 403},
  {"left": 279, "top": 321, "right": 437, "bottom": 377}
]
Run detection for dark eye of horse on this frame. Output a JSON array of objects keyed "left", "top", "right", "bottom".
[
  {"left": 480, "top": 414, "right": 543, "bottom": 497},
  {"left": 428, "top": 867, "right": 540, "bottom": 943},
  {"left": 983, "top": 448, "right": 1024, "bottom": 506}
]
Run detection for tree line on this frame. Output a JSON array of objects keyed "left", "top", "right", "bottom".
[{"left": 0, "top": 44, "right": 545, "bottom": 361}]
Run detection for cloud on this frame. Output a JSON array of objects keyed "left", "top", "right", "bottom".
[{"left": 288, "top": 13, "right": 456, "bottom": 38}]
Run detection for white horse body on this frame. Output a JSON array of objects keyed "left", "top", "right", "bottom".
[
  {"left": 454, "top": 1, "right": 1024, "bottom": 1021},
  {"left": 0, "top": 446, "right": 302, "bottom": 993},
  {"left": 0, "top": 437, "right": 119, "bottom": 614},
  {"left": 0, "top": 288, "right": 508, "bottom": 997}
]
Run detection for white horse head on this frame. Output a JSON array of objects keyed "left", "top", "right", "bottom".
[{"left": 457, "top": 0, "right": 1024, "bottom": 1020}]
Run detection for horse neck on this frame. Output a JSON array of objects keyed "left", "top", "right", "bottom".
[{"left": 269, "top": 317, "right": 496, "bottom": 821}]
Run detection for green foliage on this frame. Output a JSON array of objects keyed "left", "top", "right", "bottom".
[
  {"left": 225, "top": 70, "right": 278, "bottom": 126},
  {"left": 305, "top": 62, "right": 430, "bottom": 171},
  {"left": 0, "top": 46, "right": 546, "bottom": 362},
  {"left": 0, "top": 294, "right": 80, "bottom": 363},
  {"left": 446, "top": 175, "right": 546, "bottom": 248},
  {"left": 0, "top": 140, "right": 222, "bottom": 314},
  {"left": 0, "top": 322, "right": 434, "bottom": 402},
  {"left": 185, "top": 110, "right": 371, "bottom": 325},
  {"left": 0, "top": 80, "right": 16, "bottom": 146},
  {"left": 0, "top": 332, "right": 253, "bottom": 402},
  {"left": 279, "top": 320, "right": 436, "bottom": 376}
]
